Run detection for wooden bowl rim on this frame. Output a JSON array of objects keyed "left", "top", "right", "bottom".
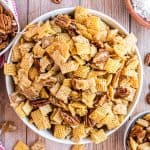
[{"left": 125, "top": 0, "right": 150, "bottom": 28}]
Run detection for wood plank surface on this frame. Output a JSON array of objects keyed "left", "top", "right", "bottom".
[{"left": 0, "top": 0, "right": 150, "bottom": 149}]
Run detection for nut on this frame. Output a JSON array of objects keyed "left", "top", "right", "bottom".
[
  {"left": 60, "top": 111, "right": 80, "bottom": 126},
  {"left": 144, "top": 53, "right": 150, "bottom": 66},
  {"left": 0, "top": 121, "right": 16, "bottom": 135},
  {"left": 54, "top": 15, "right": 71, "bottom": 28},
  {"left": 30, "top": 99, "right": 50, "bottom": 108},
  {"left": 146, "top": 93, "right": 150, "bottom": 104},
  {"left": 115, "top": 87, "right": 130, "bottom": 98},
  {"left": 83, "top": 114, "right": 96, "bottom": 127},
  {"left": 51, "top": 0, "right": 62, "bottom": 4}
]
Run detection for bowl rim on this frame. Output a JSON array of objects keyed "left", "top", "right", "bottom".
[
  {"left": 5, "top": 7, "right": 143, "bottom": 144},
  {"left": 0, "top": 0, "right": 20, "bottom": 56},
  {"left": 125, "top": 0, "right": 150, "bottom": 28},
  {"left": 124, "top": 111, "right": 150, "bottom": 150}
]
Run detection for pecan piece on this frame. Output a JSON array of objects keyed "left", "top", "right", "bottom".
[
  {"left": 91, "top": 40, "right": 104, "bottom": 48},
  {"left": 49, "top": 96, "right": 68, "bottom": 111},
  {"left": 144, "top": 53, "right": 150, "bottom": 66},
  {"left": 94, "top": 94, "right": 108, "bottom": 107},
  {"left": 33, "top": 58, "right": 40, "bottom": 72},
  {"left": 115, "top": 87, "right": 130, "bottom": 98},
  {"left": 0, "top": 121, "right": 16, "bottom": 135},
  {"left": 130, "top": 124, "right": 146, "bottom": 143},
  {"left": 83, "top": 114, "right": 96, "bottom": 128},
  {"left": 51, "top": 0, "right": 62, "bottom": 4},
  {"left": 93, "top": 50, "right": 109, "bottom": 63},
  {"left": 54, "top": 15, "right": 71, "bottom": 28},
  {"left": 66, "top": 22, "right": 78, "bottom": 37},
  {"left": 60, "top": 111, "right": 80, "bottom": 126},
  {"left": 30, "top": 99, "right": 50, "bottom": 108},
  {"left": 146, "top": 93, "right": 150, "bottom": 104}
]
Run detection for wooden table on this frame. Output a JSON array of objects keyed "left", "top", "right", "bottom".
[{"left": 0, "top": 0, "right": 150, "bottom": 149}]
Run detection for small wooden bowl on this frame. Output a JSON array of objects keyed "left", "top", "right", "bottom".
[{"left": 125, "top": 0, "right": 150, "bottom": 28}]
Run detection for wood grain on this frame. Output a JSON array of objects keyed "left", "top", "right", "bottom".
[{"left": 0, "top": 0, "right": 150, "bottom": 149}]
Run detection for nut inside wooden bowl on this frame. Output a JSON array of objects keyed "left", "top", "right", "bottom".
[{"left": 125, "top": 0, "right": 150, "bottom": 28}]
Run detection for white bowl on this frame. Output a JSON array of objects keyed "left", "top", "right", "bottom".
[
  {"left": 0, "top": 0, "right": 20, "bottom": 56},
  {"left": 124, "top": 111, "right": 150, "bottom": 150},
  {"left": 5, "top": 7, "right": 143, "bottom": 144}
]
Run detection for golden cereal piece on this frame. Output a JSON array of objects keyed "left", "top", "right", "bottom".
[
  {"left": 63, "top": 79, "right": 72, "bottom": 87},
  {"left": 113, "top": 104, "right": 127, "bottom": 115},
  {"left": 113, "top": 44, "right": 127, "bottom": 58},
  {"left": 39, "top": 104, "right": 52, "bottom": 116},
  {"left": 102, "top": 114, "right": 120, "bottom": 130},
  {"left": 4, "top": 63, "right": 16, "bottom": 76},
  {"left": 125, "top": 33, "right": 137, "bottom": 54},
  {"left": 50, "top": 108, "right": 63, "bottom": 124},
  {"left": 69, "top": 102, "right": 87, "bottom": 117},
  {"left": 20, "top": 53, "right": 34, "bottom": 71},
  {"left": 40, "top": 88, "right": 49, "bottom": 99},
  {"left": 72, "top": 124, "right": 86, "bottom": 142},
  {"left": 30, "top": 138, "right": 45, "bottom": 150},
  {"left": 50, "top": 82, "right": 61, "bottom": 96},
  {"left": 11, "top": 45, "right": 21, "bottom": 63},
  {"left": 96, "top": 78, "right": 107, "bottom": 92},
  {"left": 22, "top": 101, "right": 33, "bottom": 116},
  {"left": 143, "top": 114, "right": 150, "bottom": 121},
  {"left": 104, "top": 58, "right": 121, "bottom": 73},
  {"left": 75, "top": 6, "right": 89, "bottom": 23},
  {"left": 54, "top": 124, "right": 71, "bottom": 139},
  {"left": 14, "top": 141, "right": 29, "bottom": 150},
  {"left": 75, "top": 43, "right": 91, "bottom": 56},
  {"left": 28, "top": 67, "right": 39, "bottom": 81},
  {"left": 37, "top": 21, "right": 56, "bottom": 39},
  {"left": 90, "top": 129, "right": 107, "bottom": 144},
  {"left": 71, "top": 145, "right": 86, "bottom": 150},
  {"left": 129, "top": 137, "right": 138, "bottom": 150},
  {"left": 56, "top": 85, "right": 71, "bottom": 103},
  {"left": 31, "top": 109, "right": 51, "bottom": 130},
  {"left": 15, "top": 102, "right": 26, "bottom": 118},
  {"left": 89, "top": 105, "right": 109, "bottom": 123},
  {"left": 24, "top": 24, "right": 38, "bottom": 39},
  {"left": 82, "top": 91, "right": 96, "bottom": 108},
  {"left": 74, "top": 65, "right": 90, "bottom": 79},
  {"left": 33, "top": 42, "right": 45, "bottom": 58},
  {"left": 60, "top": 60, "right": 79, "bottom": 74}
]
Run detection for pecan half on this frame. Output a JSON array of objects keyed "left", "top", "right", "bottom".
[
  {"left": 30, "top": 99, "right": 50, "bottom": 108},
  {"left": 144, "top": 53, "right": 150, "bottom": 66},
  {"left": 146, "top": 93, "right": 150, "bottom": 104},
  {"left": 115, "top": 87, "right": 130, "bottom": 98},
  {"left": 54, "top": 15, "right": 71, "bottom": 28},
  {"left": 60, "top": 111, "right": 80, "bottom": 126},
  {"left": 51, "top": 0, "right": 62, "bottom": 4}
]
